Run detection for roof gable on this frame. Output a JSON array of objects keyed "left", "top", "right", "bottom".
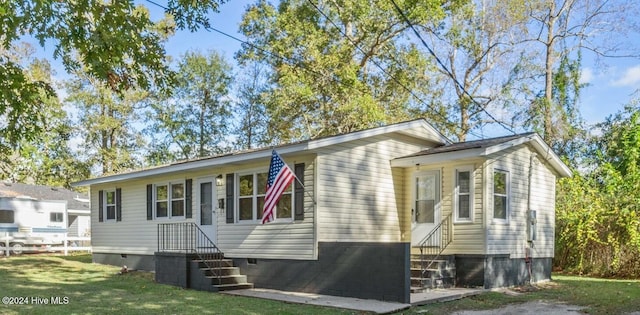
[{"left": 392, "top": 133, "right": 571, "bottom": 177}]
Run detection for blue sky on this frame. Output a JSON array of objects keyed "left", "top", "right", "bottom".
[
  {"left": 36, "top": 1, "right": 638, "bottom": 136},
  {"left": 156, "top": 1, "right": 638, "bottom": 129}
]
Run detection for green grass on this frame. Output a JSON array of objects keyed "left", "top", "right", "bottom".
[
  {"left": 2, "top": 255, "right": 640, "bottom": 315},
  {"left": 0, "top": 254, "right": 356, "bottom": 315},
  {"left": 402, "top": 275, "right": 640, "bottom": 315}
]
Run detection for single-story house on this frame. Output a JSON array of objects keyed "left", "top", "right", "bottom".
[{"left": 72, "top": 119, "right": 571, "bottom": 303}]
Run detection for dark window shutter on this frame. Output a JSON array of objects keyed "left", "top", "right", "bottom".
[
  {"left": 294, "top": 163, "right": 305, "bottom": 221},
  {"left": 116, "top": 188, "right": 122, "bottom": 222},
  {"left": 226, "top": 174, "right": 234, "bottom": 223},
  {"left": 98, "top": 190, "right": 104, "bottom": 222},
  {"left": 185, "top": 179, "right": 192, "bottom": 218},
  {"left": 146, "top": 184, "right": 153, "bottom": 220}
]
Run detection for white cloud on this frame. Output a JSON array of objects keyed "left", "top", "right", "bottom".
[
  {"left": 612, "top": 65, "right": 640, "bottom": 87},
  {"left": 580, "top": 67, "right": 594, "bottom": 84}
]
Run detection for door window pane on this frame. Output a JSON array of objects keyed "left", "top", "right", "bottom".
[
  {"left": 416, "top": 200, "right": 435, "bottom": 223},
  {"left": 200, "top": 182, "right": 213, "bottom": 225}
]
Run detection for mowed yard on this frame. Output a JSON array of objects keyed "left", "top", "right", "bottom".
[{"left": 1, "top": 254, "right": 640, "bottom": 315}]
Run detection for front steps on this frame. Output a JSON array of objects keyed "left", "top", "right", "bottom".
[
  {"left": 190, "top": 257, "right": 254, "bottom": 291},
  {"left": 410, "top": 255, "right": 456, "bottom": 293}
]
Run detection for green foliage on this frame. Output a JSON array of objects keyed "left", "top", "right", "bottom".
[
  {"left": 0, "top": 0, "right": 224, "bottom": 152},
  {"left": 66, "top": 74, "right": 147, "bottom": 175},
  {"left": 0, "top": 45, "right": 89, "bottom": 188},
  {"left": 145, "top": 51, "right": 233, "bottom": 162},
  {"left": 237, "top": 0, "right": 456, "bottom": 142},
  {"left": 556, "top": 104, "right": 640, "bottom": 277}
]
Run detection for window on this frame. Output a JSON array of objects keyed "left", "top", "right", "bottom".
[
  {"left": 50, "top": 212, "right": 64, "bottom": 223},
  {"left": 237, "top": 171, "right": 293, "bottom": 222},
  {"left": 493, "top": 170, "right": 509, "bottom": 220},
  {"left": 455, "top": 168, "right": 473, "bottom": 222},
  {"left": 155, "top": 182, "right": 185, "bottom": 219},
  {"left": 105, "top": 190, "right": 116, "bottom": 220},
  {"left": 0, "top": 210, "right": 14, "bottom": 223}
]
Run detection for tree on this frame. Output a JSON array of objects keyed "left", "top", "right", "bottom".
[
  {"left": 145, "top": 51, "right": 233, "bottom": 162},
  {"left": 237, "top": 0, "right": 458, "bottom": 142},
  {"left": 556, "top": 104, "right": 640, "bottom": 277},
  {"left": 416, "top": 0, "right": 530, "bottom": 140},
  {"left": 66, "top": 74, "right": 147, "bottom": 175},
  {"left": 0, "top": 0, "right": 225, "bottom": 150},
  {"left": 233, "top": 62, "right": 271, "bottom": 150},
  {"left": 521, "top": 0, "right": 639, "bottom": 148},
  {"left": 0, "top": 43, "right": 89, "bottom": 188}
]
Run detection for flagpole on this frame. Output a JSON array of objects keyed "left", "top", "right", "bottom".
[{"left": 273, "top": 150, "right": 317, "bottom": 205}]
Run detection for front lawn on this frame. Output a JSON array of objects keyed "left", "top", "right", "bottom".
[
  {"left": 2, "top": 254, "right": 639, "bottom": 315},
  {"left": 0, "top": 254, "right": 354, "bottom": 315}
]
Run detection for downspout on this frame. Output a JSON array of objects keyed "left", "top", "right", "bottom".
[{"left": 526, "top": 153, "right": 536, "bottom": 284}]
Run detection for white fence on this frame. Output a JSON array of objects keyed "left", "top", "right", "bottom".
[{"left": 1, "top": 233, "right": 91, "bottom": 257}]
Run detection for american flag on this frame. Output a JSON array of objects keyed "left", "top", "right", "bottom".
[{"left": 262, "top": 150, "right": 295, "bottom": 224}]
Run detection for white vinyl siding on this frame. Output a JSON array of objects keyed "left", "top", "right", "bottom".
[
  {"left": 316, "top": 135, "right": 426, "bottom": 243},
  {"left": 217, "top": 157, "right": 315, "bottom": 260},
  {"left": 408, "top": 161, "right": 485, "bottom": 256},
  {"left": 91, "top": 180, "right": 164, "bottom": 255},
  {"left": 485, "top": 145, "right": 557, "bottom": 258},
  {"left": 90, "top": 158, "right": 316, "bottom": 259}
]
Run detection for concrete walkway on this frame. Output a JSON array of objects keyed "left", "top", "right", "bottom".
[{"left": 221, "top": 288, "right": 484, "bottom": 314}]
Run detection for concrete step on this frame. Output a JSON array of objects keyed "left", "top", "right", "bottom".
[
  {"left": 214, "top": 283, "right": 254, "bottom": 291},
  {"left": 200, "top": 266, "right": 240, "bottom": 277},
  {"left": 411, "top": 276, "right": 455, "bottom": 289},
  {"left": 411, "top": 267, "right": 456, "bottom": 278},
  {"left": 207, "top": 274, "right": 248, "bottom": 285},
  {"left": 410, "top": 259, "right": 450, "bottom": 269},
  {"left": 194, "top": 259, "right": 235, "bottom": 268}
]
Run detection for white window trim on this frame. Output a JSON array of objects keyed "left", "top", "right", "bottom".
[
  {"left": 492, "top": 169, "right": 510, "bottom": 223},
  {"left": 453, "top": 166, "right": 474, "bottom": 223},
  {"left": 235, "top": 169, "right": 294, "bottom": 224},
  {"left": 104, "top": 189, "right": 117, "bottom": 222},
  {"left": 154, "top": 181, "right": 186, "bottom": 220}
]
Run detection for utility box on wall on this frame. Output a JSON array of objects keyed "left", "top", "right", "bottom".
[{"left": 527, "top": 210, "right": 537, "bottom": 242}]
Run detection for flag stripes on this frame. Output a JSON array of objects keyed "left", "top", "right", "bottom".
[{"left": 262, "top": 150, "right": 295, "bottom": 224}]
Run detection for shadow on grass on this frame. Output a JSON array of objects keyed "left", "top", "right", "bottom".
[{"left": 0, "top": 255, "right": 355, "bottom": 315}]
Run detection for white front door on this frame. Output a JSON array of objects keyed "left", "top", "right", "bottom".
[
  {"left": 197, "top": 177, "right": 218, "bottom": 243},
  {"left": 411, "top": 170, "right": 441, "bottom": 246}
]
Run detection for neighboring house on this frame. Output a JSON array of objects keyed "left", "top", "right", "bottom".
[
  {"left": 0, "top": 182, "right": 91, "bottom": 253},
  {"left": 72, "top": 119, "right": 571, "bottom": 303}
]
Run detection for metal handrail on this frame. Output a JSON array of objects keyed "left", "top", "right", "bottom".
[
  {"left": 419, "top": 213, "right": 453, "bottom": 279},
  {"left": 157, "top": 222, "right": 223, "bottom": 280}
]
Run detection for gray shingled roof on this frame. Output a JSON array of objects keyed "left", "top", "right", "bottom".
[
  {"left": 0, "top": 182, "right": 89, "bottom": 210},
  {"left": 400, "top": 132, "right": 535, "bottom": 158}
]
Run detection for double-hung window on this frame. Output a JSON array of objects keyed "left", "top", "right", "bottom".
[
  {"left": 237, "top": 171, "right": 293, "bottom": 222},
  {"left": 155, "top": 182, "right": 185, "bottom": 219},
  {"left": 454, "top": 167, "right": 473, "bottom": 222},
  {"left": 105, "top": 190, "right": 116, "bottom": 220},
  {"left": 493, "top": 170, "right": 509, "bottom": 221}
]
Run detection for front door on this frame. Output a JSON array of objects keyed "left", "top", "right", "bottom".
[
  {"left": 197, "top": 177, "right": 218, "bottom": 243},
  {"left": 411, "top": 170, "right": 440, "bottom": 246}
]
